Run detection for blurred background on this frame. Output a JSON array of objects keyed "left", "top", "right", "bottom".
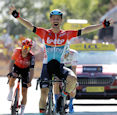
[{"left": 0, "top": 0, "right": 117, "bottom": 77}]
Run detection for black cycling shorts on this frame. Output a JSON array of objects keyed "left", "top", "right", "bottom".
[
  {"left": 40, "top": 63, "right": 75, "bottom": 88},
  {"left": 13, "top": 64, "right": 30, "bottom": 88}
]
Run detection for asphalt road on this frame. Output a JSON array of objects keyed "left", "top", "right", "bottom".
[{"left": 0, "top": 77, "right": 117, "bottom": 115}]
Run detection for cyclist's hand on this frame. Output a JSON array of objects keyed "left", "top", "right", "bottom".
[
  {"left": 27, "top": 82, "right": 31, "bottom": 87},
  {"left": 102, "top": 19, "right": 114, "bottom": 28},
  {"left": 9, "top": 5, "right": 16, "bottom": 15},
  {"left": 9, "top": 5, "right": 20, "bottom": 18},
  {"left": 7, "top": 72, "right": 13, "bottom": 78}
]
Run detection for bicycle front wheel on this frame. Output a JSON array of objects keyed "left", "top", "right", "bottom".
[
  {"left": 11, "top": 89, "right": 19, "bottom": 115},
  {"left": 46, "top": 93, "right": 56, "bottom": 115},
  {"left": 46, "top": 98, "right": 53, "bottom": 115}
]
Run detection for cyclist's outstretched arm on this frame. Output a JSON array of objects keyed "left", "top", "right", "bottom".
[
  {"left": 81, "top": 19, "right": 113, "bottom": 35},
  {"left": 9, "top": 5, "right": 34, "bottom": 31}
]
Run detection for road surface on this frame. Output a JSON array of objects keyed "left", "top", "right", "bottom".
[{"left": 0, "top": 77, "right": 117, "bottom": 115}]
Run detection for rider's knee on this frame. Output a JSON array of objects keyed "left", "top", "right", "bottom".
[{"left": 67, "top": 75, "right": 77, "bottom": 83}]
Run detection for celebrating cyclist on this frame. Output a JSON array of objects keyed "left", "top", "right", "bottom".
[
  {"left": 7, "top": 38, "right": 35, "bottom": 115},
  {"left": 54, "top": 47, "right": 78, "bottom": 113},
  {"left": 9, "top": 5, "right": 112, "bottom": 115}
]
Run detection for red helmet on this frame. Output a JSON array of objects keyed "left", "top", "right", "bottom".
[{"left": 22, "top": 38, "right": 33, "bottom": 48}]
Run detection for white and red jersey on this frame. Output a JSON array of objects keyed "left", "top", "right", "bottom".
[{"left": 62, "top": 49, "right": 78, "bottom": 67}]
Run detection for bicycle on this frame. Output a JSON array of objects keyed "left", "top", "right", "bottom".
[
  {"left": 36, "top": 75, "right": 67, "bottom": 115},
  {"left": 7, "top": 75, "right": 27, "bottom": 115}
]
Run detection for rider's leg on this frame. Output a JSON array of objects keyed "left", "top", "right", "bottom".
[
  {"left": 54, "top": 78, "right": 61, "bottom": 107},
  {"left": 39, "top": 88, "right": 49, "bottom": 115},
  {"left": 39, "top": 63, "right": 51, "bottom": 115},
  {"left": 65, "top": 74, "right": 77, "bottom": 95},
  {"left": 20, "top": 87, "right": 28, "bottom": 115},
  {"left": 7, "top": 77, "right": 16, "bottom": 101},
  {"left": 7, "top": 72, "right": 19, "bottom": 101},
  {"left": 56, "top": 74, "right": 77, "bottom": 113}
]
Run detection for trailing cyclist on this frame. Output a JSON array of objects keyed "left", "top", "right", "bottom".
[
  {"left": 9, "top": 5, "right": 112, "bottom": 115},
  {"left": 7, "top": 38, "right": 35, "bottom": 115},
  {"left": 54, "top": 48, "right": 78, "bottom": 113}
]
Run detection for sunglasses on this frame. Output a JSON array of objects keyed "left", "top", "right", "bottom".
[{"left": 22, "top": 46, "right": 31, "bottom": 50}]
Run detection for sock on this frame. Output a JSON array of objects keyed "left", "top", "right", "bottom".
[
  {"left": 20, "top": 104, "right": 25, "bottom": 115},
  {"left": 69, "top": 97, "right": 74, "bottom": 105},
  {"left": 55, "top": 94, "right": 60, "bottom": 103},
  {"left": 7, "top": 87, "right": 13, "bottom": 101},
  {"left": 54, "top": 94, "right": 60, "bottom": 108},
  {"left": 9, "top": 87, "right": 13, "bottom": 93},
  {"left": 40, "top": 109, "right": 45, "bottom": 115}
]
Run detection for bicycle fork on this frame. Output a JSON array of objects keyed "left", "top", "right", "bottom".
[{"left": 47, "top": 82, "right": 56, "bottom": 115}]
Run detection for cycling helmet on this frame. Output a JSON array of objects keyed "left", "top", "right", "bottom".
[
  {"left": 50, "top": 9, "right": 63, "bottom": 18},
  {"left": 22, "top": 38, "right": 33, "bottom": 49},
  {"left": 64, "top": 49, "right": 70, "bottom": 55}
]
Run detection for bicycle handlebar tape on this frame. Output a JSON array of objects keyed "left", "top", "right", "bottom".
[
  {"left": 12, "top": 10, "right": 20, "bottom": 18},
  {"left": 102, "top": 19, "right": 110, "bottom": 28}
]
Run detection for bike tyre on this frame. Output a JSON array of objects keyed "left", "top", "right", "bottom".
[
  {"left": 11, "top": 89, "right": 19, "bottom": 115},
  {"left": 48, "top": 96, "right": 53, "bottom": 115},
  {"left": 46, "top": 93, "right": 56, "bottom": 115}
]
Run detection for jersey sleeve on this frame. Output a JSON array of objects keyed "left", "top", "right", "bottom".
[
  {"left": 33, "top": 27, "right": 46, "bottom": 39},
  {"left": 11, "top": 49, "right": 19, "bottom": 61},
  {"left": 66, "top": 29, "right": 82, "bottom": 40}
]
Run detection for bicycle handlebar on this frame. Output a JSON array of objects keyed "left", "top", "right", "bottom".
[
  {"left": 36, "top": 77, "right": 66, "bottom": 90},
  {"left": 7, "top": 74, "right": 28, "bottom": 86}
]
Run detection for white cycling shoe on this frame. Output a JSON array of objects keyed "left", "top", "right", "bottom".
[
  {"left": 20, "top": 105, "right": 25, "bottom": 115},
  {"left": 7, "top": 91, "right": 13, "bottom": 101}
]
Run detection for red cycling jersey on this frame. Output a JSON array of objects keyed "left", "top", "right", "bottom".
[
  {"left": 33, "top": 27, "right": 81, "bottom": 63},
  {"left": 12, "top": 48, "right": 34, "bottom": 69}
]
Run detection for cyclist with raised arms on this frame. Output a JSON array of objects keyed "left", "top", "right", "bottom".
[
  {"left": 9, "top": 5, "right": 112, "bottom": 115},
  {"left": 7, "top": 38, "right": 35, "bottom": 115}
]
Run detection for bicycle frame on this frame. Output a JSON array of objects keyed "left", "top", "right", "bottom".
[
  {"left": 11, "top": 77, "right": 21, "bottom": 115},
  {"left": 36, "top": 76, "right": 67, "bottom": 115},
  {"left": 46, "top": 76, "right": 55, "bottom": 115}
]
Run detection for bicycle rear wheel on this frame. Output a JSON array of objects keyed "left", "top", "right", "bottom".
[
  {"left": 59, "top": 96, "right": 67, "bottom": 115},
  {"left": 11, "top": 89, "right": 19, "bottom": 115}
]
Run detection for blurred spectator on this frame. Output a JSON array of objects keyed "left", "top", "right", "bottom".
[
  {"left": 0, "top": 29, "right": 12, "bottom": 47},
  {"left": 92, "top": 35, "right": 99, "bottom": 43},
  {"left": 31, "top": 38, "right": 44, "bottom": 61},
  {"left": 114, "top": 40, "right": 117, "bottom": 48},
  {"left": 19, "top": 34, "right": 25, "bottom": 42},
  {"left": 0, "top": 29, "right": 13, "bottom": 61}
]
